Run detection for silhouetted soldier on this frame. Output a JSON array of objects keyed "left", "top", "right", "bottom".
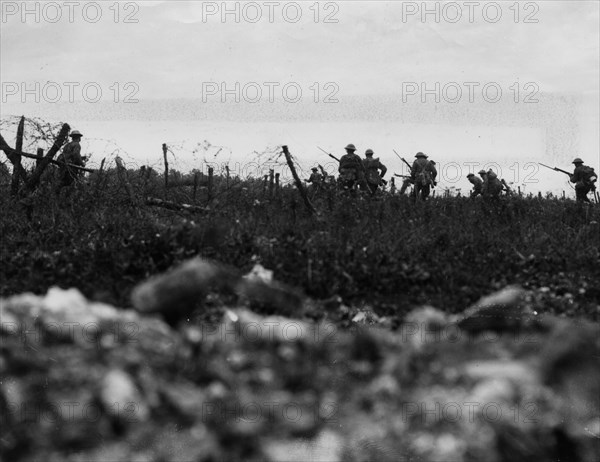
[
  {"left": 410, "top": 152, "right": 436, "bottom": 200},
  {"left": 570, "top": 158, "right": 597, "bottom": 203},
  {"left": 362, "top": 149, "right": 387, "bottom": 194},
  {"left": 483, "top": 169, "right": 504, "bottom": 199},
  {"left": 467, "top": 173, "right": 483, "bottom": 197},
  {"left": 338, "top": 143, "right": 363, "bottom": 193},
  {"left": 57, "top": 130, "right": 85, "bottom": 190}
]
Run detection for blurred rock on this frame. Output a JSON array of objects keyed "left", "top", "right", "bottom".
[
  {"left": 402, "top": 306, "right": 449, "bottom": 351},
  {"left": 131, "top": 257, "right": 240, "bottom": 318},
  {"left": 223, "top": 309, "right": 313, "bottom": 343},
  {"left": 99, "top": 369, "right": 149, "bottom": 423},
  {"left": 262, "top": 429, "right": 344, "bottom": 462},
  {"left": 455, "top": 286, "right": 529, "bottom": 333}
]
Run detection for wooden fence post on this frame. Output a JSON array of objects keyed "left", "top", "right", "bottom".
[
  {"left": 390, "top": 177, "right": 396, "bottom": 194},
  {"left": 208, "top": 167, "right": 214, "bottom": 202},
  {"left": 275, "top": 172, "right": 280, "bottom": 195},
  {"left": 162, "top": 143, "right": 169, "bottom": 191},
  {"left": 518, "top": 186, "right": 521, "bottom": 196},
  {"left": 269, "top": 169, "right": 274, "bottom": 197},
  {"left": 36, "top": 148, "right": 43, "bottom": 168},
  {"left": 193, "top": 172, "right": 199, "bottom": 202},
  {"left": 116, "top": 156, "right": 138, "bottom": 205},
  {"left": 281, "top": 145, "right": 315, "bottom": 215}
]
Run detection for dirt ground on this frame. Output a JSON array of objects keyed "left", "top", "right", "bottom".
[{"left": 1, "top": 258, "right": 599, "bottom": 462}]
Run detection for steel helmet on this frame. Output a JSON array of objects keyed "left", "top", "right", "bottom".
[
  {"left": 572, "top": 158, "right": 584, "bottom": 164},
  {"left": 478, "top": 169, "right": 487, "bottom": 175},
  {"left": 467, "top": 173, "right": 474, "bottom": 177},
  {"left": 70, "top": 130, "right": 83, "bottom": 137},
  {"left": 365, "top": 149, "right": 374, "bottom": 156},
  {"left": 311, "top": 167, "right": 318, "bottom": 171},
  {"left": 344, "top": 143, "right": 357, "bottom": 151},
  {"left": 415, "top": 152, "right": 427, "bottom": 158}
]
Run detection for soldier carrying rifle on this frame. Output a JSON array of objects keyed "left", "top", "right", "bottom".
[
  {"left": 540, "top": 159, "right": 598, "bottom": 203},
  {"left": 362, "top": 149, "right": 387, "bottom": 194},
  {"left": 570, "top": 158, "right": 597, "bottom": 203},
  {"left": 338, "top": 143, "right": 364, "bottom": 193},
  {"left": 410, "top": 152, "right": 437, "bottom": 200},
  {"left": 56, "top": 129, "right": 86, "bottom": 192}
]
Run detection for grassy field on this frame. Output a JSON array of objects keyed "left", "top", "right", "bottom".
[{"left": 1, "top": 167, "right": 599, "bottom": 323}]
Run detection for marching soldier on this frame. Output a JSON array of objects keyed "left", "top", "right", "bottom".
[
  {"left": 362, "top": 149, "right": 387, "bottom": 194},
  {"left": 467, "top": 173, "right": 483, "bottom": 197},
  {"left": 410, "top": 152, "right": 437, "bottom": 200},
  {"left": 338, "top": 143, "right": 363, "bottom": 192},
  {"left": 57, "top": 129, "right": 85, "bottom": 190},
  {"left": 570, "top": 158, "right": 597, "bottom": 203}
]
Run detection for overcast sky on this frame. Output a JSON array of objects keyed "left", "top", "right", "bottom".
[
  {"left": 2, "top": 1, "right": 599, "bottom": 101},
  {"left": 1, "top": 1, "right": 598, "bottom": 192}
]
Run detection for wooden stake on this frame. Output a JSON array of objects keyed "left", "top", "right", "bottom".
[
  {"left": 208, "top": 167, "right": 214, "bottom": 202},
  {"left": 281, "top": 145, "right": 315, "bottom": 215},
  {"left": 269, "top": 169, "right": 274, "bottom": 197},
  {"left": 162, "top": 143, "right": 169, "bottom": 191}
]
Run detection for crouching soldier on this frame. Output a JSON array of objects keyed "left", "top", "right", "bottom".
[
  {"left": 483, "top": 169, "right": 504, "bottom": 199},
  {"left": 570, "top": 158, "right": 597, "bottom": 203},
  {"left": 467, "top": 173, "right": 483, "bottom": 197},
  {"left": 362, "top": 149, "right": 387, "bottom": 194}
]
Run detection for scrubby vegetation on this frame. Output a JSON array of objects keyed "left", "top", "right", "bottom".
[{"left": 1, "top": 164, "right": 598, "bottom": 323}]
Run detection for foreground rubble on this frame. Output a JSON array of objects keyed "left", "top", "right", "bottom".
[{"left": 1, "top": 258, "right": 599, "bottom": 461}]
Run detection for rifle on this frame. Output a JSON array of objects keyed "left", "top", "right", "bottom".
[
  {"left": 393, "top": 150, "right": 412, "bottom": 170},
  {"left": 317, "top": 146, "right": 340, "bottom": 163},
  {"left": 539, "top": 163, "right": 571, "bottom": 176},
  {"left": 394, "top": 173, "right": 411, "bottom": 179}
]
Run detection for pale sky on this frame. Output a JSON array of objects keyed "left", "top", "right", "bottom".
[
  {"left": 1, "top": 1, "right": 599, "bottom": 194},
  {"left": 2, "top": 1, "right": 599, "bottom": 99}
]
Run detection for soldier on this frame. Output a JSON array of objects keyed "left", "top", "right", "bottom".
[
  {"left": 483, "top": 169, "right": 504, "bottom": 199},
  {"left": 467, "top": 173, "right": 483, "bottom": 197},
  {"left": 362, "top": 149, "right": 387, "bottom": 194},
  {"left": 338, "top": 143, "right": 363, "bottom": 192},
  {"left": 410, "top": 152, "right": 437, "bottom": 200},
  {"left": 570, "top": 158, "right": 597, "bottom": 203},
  {"left": 57, "top": 130, "right": 85, "bottom": 190},
  {"left": 305, "top": 167, "right": 323, "bottom": 186}
]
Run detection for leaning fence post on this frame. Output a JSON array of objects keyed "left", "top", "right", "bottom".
[
  {"left": 281, "top": 145, "right": 315, "bottom": 215},
  {"left": 116, "top": 156, "right": 138, "bottom": 205}
]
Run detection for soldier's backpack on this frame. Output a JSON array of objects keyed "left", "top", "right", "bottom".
[
  {"left": 580, "top": 166, "right": 597, "bottom": 185},
  {"left": 415, "top": 161, "right": 433, "bottom": 187}
]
